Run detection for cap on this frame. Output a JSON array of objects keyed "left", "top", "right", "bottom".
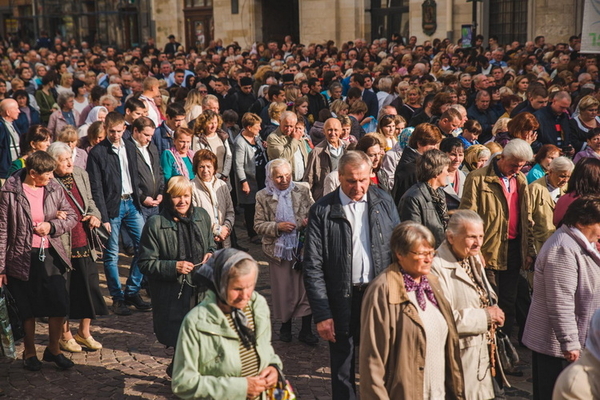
[
  {"left": 240, "top": 77, "right": 253, "bottom": 86},
  {"left": 168, "top": 35, "right": 175, "bottom": 39}
]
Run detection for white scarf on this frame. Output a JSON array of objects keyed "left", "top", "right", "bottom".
[{"left": 265, "top": 161, "right": 297, "bottom": 261}]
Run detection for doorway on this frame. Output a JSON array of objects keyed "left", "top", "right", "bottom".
[{"left": 261, "top": 0, "right": 299, "bottom": 44}]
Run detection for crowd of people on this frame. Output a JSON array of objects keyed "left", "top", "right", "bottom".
[{"left": 0, "top": 30, "right": 600, "bottom": 399}]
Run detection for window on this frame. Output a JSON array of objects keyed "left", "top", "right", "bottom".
[{"left": 488, "top": 0, "right": 528, "bottom": 45}]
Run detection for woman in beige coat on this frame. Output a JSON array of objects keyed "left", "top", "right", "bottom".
[
  {"left": 254, "top": 158, "right": 318, "bottom": 345},
  {"left": 431, "top": 210, "right": 505, "bottom": 400}
]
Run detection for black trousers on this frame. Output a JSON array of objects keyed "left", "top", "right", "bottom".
[
  {"left": 532, "top": 351, "right": 568, "bottom": 400},
  {"left": 240, "top": 203, "right": 257, "bottom": 238},
  {"left": 328, "top": 287, "right": 364, "bottom": 400}
]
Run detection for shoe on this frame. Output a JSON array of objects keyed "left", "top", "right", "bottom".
[
  {"left": 298, "top": 330, "right": 319, "bottom": 345},
  {"left": 59, "top": 338, "right": 82, "bottom": 353},
  {"left": 279, "top": 330, "right": 292, "bottom": 343},
  {"left": 74, "top": 333, "right": 102, "bottom": 351},
  {"left": 112, "top": 300, "right": 132, "bottom": 316},
  {"left": 504, "top": 366, "right": 524, "bottom": 377},
  {"left": 166, "top": 362, "right": 173, "bottom": 378},
  {"left": 124, "top": 294, "right": 152, "bottom": 311},
  {"left": 250, "top": 235, "right": 262, "bottom": 245},
  {"left": 23, "top": 355, "right": 42, "bottom": 371},
  {"left": 42, "top": 348, "right": 74, "bottom": 370}
]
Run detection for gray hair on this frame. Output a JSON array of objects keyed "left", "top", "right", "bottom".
[
  {"left": 391, "top": 221, "right": 435, "bottom": 258},
  {"left": 267, "top": 158, "right": 292, "bottom": 178},
  {"left": 57, "top": 91, "right": 75, "bottom": 108},
  {"left": 446, "top": 210, "right": 484, "bottom": 236},
  {"left": 378, "top": 77, "right": 393, "bottom": 93},
  {"left": 47, "top": 141, "right": 72, "bottom": 160},
  {"left": 339, "top": 151, "right": 372, "bottom": 175},
  {"left": 417, "top": 149, "right": 451, "bottom": 182},
  {"left": 279, "top": 111, "right": 297, "bottom": 124},
  {"left": 99, "top": 94, "right": 118, "bottom": 107},
  {"left": 502, "top": 139, "right": 534, "bottom": 162},
  {"left": 548, "top": 156, "right": 575, "bottom": 173}
]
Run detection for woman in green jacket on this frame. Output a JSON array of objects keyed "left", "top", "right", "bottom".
[{"left": 172, "top": 248, "right": 283, "bottom": 400}]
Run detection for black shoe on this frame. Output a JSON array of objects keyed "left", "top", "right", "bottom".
[
  {"left": 124, "top": 294, "right": 152, "bottom": 311},
  {"left": 42, "top": 348, "right": 74, "bottom": 370},
  {"left": 166, "top": 362, "right": 173, "bottom": 378},
  {"left": 298, "top": 330, "right": 319, "bottom": 345},
  {"left": 112, "top": 300, "right": 132, "bottom": 316},
  {"left": 23, "top": 355, "right": 42, "bottom": 371}
]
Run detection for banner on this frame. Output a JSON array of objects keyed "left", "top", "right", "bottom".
[
  {"left": 581, "top": 0, "right": 600, "bottom": 53},
  {"left": 461, "top": 25, "right": 473, "bottom": 48}
]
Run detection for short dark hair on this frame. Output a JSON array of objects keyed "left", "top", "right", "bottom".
[
  {"left": 90, "top": 86, "right": 108, "bottom": 102},
  {"left": 26, "top": 150, "right": 56, "bottom": 174},
  {"left": 193, "top": 148, "right": 218, "bottom": 172},
  {"left": 267, "top": 84, "right": 283, "bottom": 100},
  {"left": 125, "top": 97, "right": 145, "bottom": 113},
  {"left": 566, "top": 157, "right": 600, "bottom": 196},
  {"left": 104, "top": 111, "right": 125, "bottom": 128},
  {"left": 440, "top": 137, "right": 464, "bottom": 153},
  {"left": 563, "top": 195, "right": 600, "bottom": 227},
  {"left": 351, "top": 73, "right": 365, "bottom": 87},
  {"left": 308, "top": 77, "right": 320, "bottom": 88},
  {"left": 132, "top": 116, "right": 156, "bottom": 132},
  {"left": 20, "top": 125, "right": 51, "bottom": 156},
  {"left": 166, "top": 103, "right": 185, "bottom": 119}
]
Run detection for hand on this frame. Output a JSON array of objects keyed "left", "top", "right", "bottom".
[
  {"left": 301, "top": 218, "right": 309, "bottom": 228},
  {"left": 82, "top": 215, "right": 101, "bottom": 228},
  {"left": 291, "top": 129, "right": 303, "bottom": 140},
  {"left": 103, "top": 222, "right": 112, "bottom": 234},
  {"left": 201, "top": 252, "right": 213, "bottom": 264},
  {"left": 142, "top": 196, "right": 155, "bottom": 207},
  {"left": 219, "top": 225, "right": 230, "bottom": 241},
  {"left": 486, "top": 305, "right": 505, "bottom": 326},
  {"left": 277, "top": 222, "right": 296, "bottom": 233},
  {"left": 563, "top": 350, "right": 580, "bottom": 362},
  {"left": 56, "top": 210, "right": 67, "bottom": 220},
  {"left": 246, "top": 376, "right": 268, "bottom": 399},
  {"left": 176, "top": 261, "right": 195, "bottom": 275},
  {"left": 220, "top": 176, "right": 228, "bottom": 182},
  {"left": 316, "top": 319, "right": 336, "bottom": 343},
  {"left": 155, "top": 194, "right": 163, "bottom": 205},
  {"left": 524, "top": 256, "right": 535, "bottom": 271},
  {"left": 258, "top": 366, "right": 279, "bottom": 388},
  {"left": 242, "top": 182, "right": 250, "bottom": 195},
  {"left": 0, "top": 274, "right": 7, "bottom": 288},
  {"left": 33, "top": 222, "right": 51, "bottom": 237},
  {"left": 524, "top": 131, "right": 538, "bottom": 144}
]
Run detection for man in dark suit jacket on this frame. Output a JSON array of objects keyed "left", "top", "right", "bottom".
[
  {"left": 350, "top": 73, "right": 379, "bottom": 118},
  {"left": 533, "top": 91, "right": 573, "bottom": 154},
  {"left": 129, "top": 117, "right": 164, "bottom": 220},
  {"left": 163, "top": 35, "right": 181, "bottom": 56},
  {"left": 87, "top": 112, "right": 151, "bottom": 316},
  {"left": 0, "top": 98, "right": 21, "bottom": 179}
]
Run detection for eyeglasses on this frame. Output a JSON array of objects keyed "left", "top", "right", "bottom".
[
  {"left": 409, "top": 250, "right": 436, "bottom": 259},
  {"left": 198, "top": 90, "right": 207, "bottom": 94}
]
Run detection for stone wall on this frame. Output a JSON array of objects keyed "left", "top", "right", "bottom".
[
  {"left": 532, "top": 0, "right": 581, "bottom": 44},
  {"left": 213, "top": 0, "right": 261, "bottom": 49},
  {"left": 152, "top": 0, "right": 185, "bottom": 51}
]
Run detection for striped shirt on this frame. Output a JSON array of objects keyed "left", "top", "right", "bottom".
[{"left": 226, "top": 305, "right": 260, "bottom": 378}]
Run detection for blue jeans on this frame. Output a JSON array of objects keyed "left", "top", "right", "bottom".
[{"left": 104, "top": 198, "right": 145, "bottom": 301}]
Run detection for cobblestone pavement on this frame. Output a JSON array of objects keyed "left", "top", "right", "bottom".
[{"left": 0, "top": 217, "right": 534, "bottom": 399}]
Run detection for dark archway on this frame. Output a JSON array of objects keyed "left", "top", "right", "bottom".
[
  {"left": 261, "top": 0, "right": 299, "bottom": 44},
  {"left": 370, "top": 0, "right": 409, "bottom": 42}
]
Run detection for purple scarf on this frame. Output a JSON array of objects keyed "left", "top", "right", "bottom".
[
  {"left": 402, "top": 272, "right": 438, "bottom": 311},
  {"left": 168, "top": 147, "right": 194, "bottom": 179}
]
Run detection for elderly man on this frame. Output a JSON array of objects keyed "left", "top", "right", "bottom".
[
  {"left": 304, "top": 151, "right": 400, "bottom": 400},
  {"left": 266, "top": 111, "right": 307, "bottom": 180},
  {"left": 303, "top": 118, "right": 346, "bottom": 200},
  {"left": 534, "top": 91, "right": 573, "bottom": 153},
  {"left": 0, "top": 98, "right": 21, "bottom": 180},
  {"left": 460, "top": 139, "right": 536, "bottom": 360}
]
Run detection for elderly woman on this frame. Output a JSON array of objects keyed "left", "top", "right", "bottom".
[
  {"left": 254, "top": 159, "right": 318, "bottom": 345},
  {"left": 192, "top": 150, "right": 235, "bottom": 249},
  {"left": 7, "top": 125, "right": 51, "bottom": 178},
  {"left": 0, "top": 151, "right": 78, "bottom": 370},
  {"left": 359, "top": 221, "right": 464, "bottom": 399},
  {"left": 172, "top": 248, "right": 282, "bottom": 399},
  {"left": 529, "top": 157, "right": 575, "bottom": 253},
  {"left": 399, "top": 149, "right": 452, "bottom": 247},
  {"left": 463, "top": 144, "right": 491, "bottom": 173},
  {"left": 235, "top": 112, "right": 268, "bottom": 244},
  {"left": 161, "top": 127, "right": 195, "bottom": 182},
  {"left": 570, "top": 95, "right": 600, "bottom": 152},
  {"left": 48, "top": 92, "right": 80, "bottom": 140},
  {"left": 77, "top": 106, "right": 108, "bottom": 139},
  {"left": 192, "top": 110, "right": 232, "bottom": 183},
  {"left": 57, "top": 125, "right": 88, "bottom": 169},
  {"left": 139, "top": 176, "right": 215, "bottom": 376},
  {"left": 573, "top": 127, "right": 600, "bottom": 164},
  {"left": 47, "top": 142, "right": 108, "bottom": 353},
  {"left": 431, "top": 210, "right": 506, "bottom": 400},
  {"left": 523, "top": 196, "right": 600, "bottom": 399}
]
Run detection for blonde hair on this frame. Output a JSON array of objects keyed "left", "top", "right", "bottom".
[
  {"left": 166, "top": 175, "right": 193, "bottom": 197},
  {"left": 57, "top": 125, "right": 78, "bottom": 143}
]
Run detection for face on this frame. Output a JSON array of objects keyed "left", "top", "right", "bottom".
[
  {"left": 272, "top": 91, "right": 286, "bottom": 103},
  {"left": 30, "top": 170, "right": 54, "bottom": 187},
  {"left": 407, "top": 90, "right": 420, "bottom": 104},
  {"left": 174, "top": 134, "right": 191, "bottom": 153},
  {"left": 106, "top": 122, "right": 125, "bottom": 144},
  {"left": 475, "top": 95, "right": 490, "bottom": 110},
  {"left": 133, "top": 126, "right": 154, "bottom": 147},
  {"left": 324, "top": 120, "right": 341, "bottom": 145},
  {"left": 171, "top": 191, "right": 192, "bottom": 216},
  {"left": 518, "top": 79, "right": 529, "bottom": 92},
  {"left": 341, "top": 124, "right": 351, "bottom": 138},
  {"left": 198, "top": 160, "right": 216, "bottom": 182},
  {"left": 3, "top": 100, "right": 20, "bottom": 121},
  {"left": 460, "top": 75, "right": 471, "bottom": 88},
  {"left": 281, "top": 118, "right": 297, "bottom": 136},
  {"left": 32, "top": 137, "right": 51, "bottom": 152},
  {"left": 551, "top": 97, "right": 571, "bottom": 115},
  {"left": 272, "top": 165, "right": 292, "bottom": 191},
  {"left": 396, "top": 241, "right": 435, "bottom": 280},
  {"left": 540, "top": 151, "right": 559, "bottom": 169},
  {"left": 296, "top": 102, "right": 308, "bottom": 116},
  {"left": 339, "top": 163, "right": 371, "bottom": 201},
  {"left": 446, "top": 147, "right": 464, "bottom": 172},
  {"left": 55, "top": 152, "right": 73, "bottom": 176},
  {"left": 475, "top": 156, "right": 489, "bottom": 169},
  {"left": 365, "top": 144, "right": 383, "bottom": 169},
  {"left": 530, "top": 96, "right": 549, "bottom": 110},
  {"left": 448, "top": 222, "right": 484, "bottom": 259},
  {"left": 497, "top": 156, "right": 527, "bottom": 177},
  {"left": 547, "top": 168, "right": 572, "bottom": 188},
  {"left": 16, "top": 96, "right": 27, "bottom": 108},
  {"left": 380, "top": 122, "right": 396, "bottom": 137},
  {"left": 225, "top": 271, "right": 257, "bottom": 310}
]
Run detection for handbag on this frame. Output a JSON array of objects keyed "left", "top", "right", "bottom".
[
  {"left": 266, "top": 364, "right": 297, "bottom": 400},
  {"left": 0, "top": 287, "right": 17, "bottom": 358},
  {"left": 495, "top": 329, "right": 519, "bottom": 371},
  {"left": 2, "top": 287, "right": 24, "bottom": 342}
]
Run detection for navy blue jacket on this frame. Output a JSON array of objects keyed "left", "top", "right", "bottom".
[
  {"left": 14, "top": 107, "right": 41, "bottom": 135},
  {"left": 152, "top": 122, "right": 174, "bottom": 156},
  {"left": 362, "top": 88, "right": 379, "bottom": 119},
  {"left": 533, "top": 105, "right": 572, "bottom": 152}
]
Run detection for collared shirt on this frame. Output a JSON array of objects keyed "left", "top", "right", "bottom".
[
  {"left": 293, "top": 148, "right": 305, "bottom": 181},
  {"left": 340, "top": 189, "right": 373, "bottom": 284},
  {"left": 134, "top": 139, "right": 153, "bottom": 173},
  {"left": 111, "top": 139, "right": 133, "bottom": 196},
  {"left": 2, "top": 118, "right": 19, "bottom": 161},
  {"left": 328, "top": 142, "right": 343, "bottom": 158},
  {"left": 546, "top": 181, "right": 561, "bottom": 203},
  {"left": 140, "top": 95, "right": 160, "bottom": 127}
]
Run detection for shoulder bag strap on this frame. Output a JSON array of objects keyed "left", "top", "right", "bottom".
[{"left": 55, "top": 178, "right": 87, "bottom": 215}]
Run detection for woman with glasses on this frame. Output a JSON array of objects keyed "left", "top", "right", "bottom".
[
  {"left": 399, "top": 149, "right": 452, "bottom": 247},
  {"left": 254, "top": 159, "right": 318, "bottom": 345},
  {"left": 0, "top": 151, "right": 78, "bottom": 371},
  {"left": 359, "top": 221, "right": 464, "bottom": 399}
]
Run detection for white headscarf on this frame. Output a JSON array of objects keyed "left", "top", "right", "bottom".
[
  {"left": 85, "top": 106, "right": 108, "bottom": 125},
  {"left": 265, "top": 159, "right": 297, "bottom": 261}
]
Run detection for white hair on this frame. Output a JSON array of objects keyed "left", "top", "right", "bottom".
[
  {"left": 548, "top": 156, "right": 575, "bottom": 173},
  {"left": 502, "top": 139, "right": 534, "bottom": 162},
  {"left": 446, "top": 210, "right": 484, "bottom": 236},
  {"left": 47, "top": 141, "right": 72, "bottom": 160}
]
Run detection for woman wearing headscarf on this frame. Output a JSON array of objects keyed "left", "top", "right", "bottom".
[
  {"left": 172, "top": 248, "right": 282, "bottom": 399},
  {"left": 138, "top": 176, "right": 215, "bottom": 377},
  {"left": 77, "top": 106, "right": 108, "bottom": 139},
  {"left": 254, "top": 159, "right": 318, "bottom": 345}
]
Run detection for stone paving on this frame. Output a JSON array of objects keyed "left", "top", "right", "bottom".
[{"left": 0, "top": 217, "right": 534, "bottom": 399}]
